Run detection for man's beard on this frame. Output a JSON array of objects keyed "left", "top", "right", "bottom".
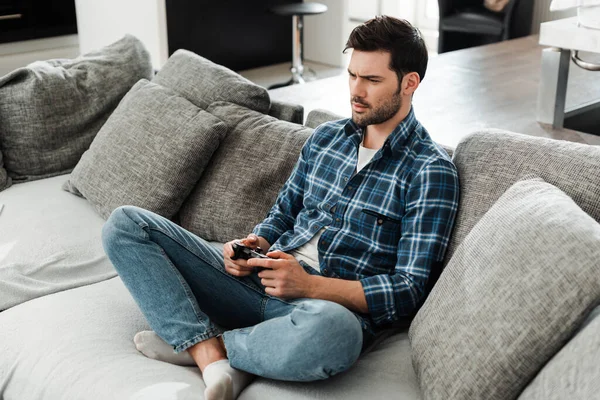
[{"left": 351, "top": 91, "right": 402, "bottom": 128}]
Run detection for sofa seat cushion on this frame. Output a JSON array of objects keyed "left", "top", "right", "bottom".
[
  {"left": 0, "top": 275, "right": 421, "bottom": 400},
  {"left": 446, "top": 129, "right": 600, "bottom": 262},
  {"left": 177, "top": 101, "right": 313, "bottom": 243},
  {"left": 63, "top": 79, "right": 228, "bottom": 220},
  {"left": 409, "top": 178, "right": 600, "bottom": 400},
  {"left": 152, "top": 50, "right": 270, "bottom": 113},
  {"left": 0, "top": 35, "right": 152, "bottom": 185},
  {"left": 0, "top": 174, "right": 116, "bottom": 311}
]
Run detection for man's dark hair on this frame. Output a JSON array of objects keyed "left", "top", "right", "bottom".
[{"left": 344, "top": 16, "right": 428, "bottom": 84}]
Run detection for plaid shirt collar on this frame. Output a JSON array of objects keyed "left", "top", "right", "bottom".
[{"left": 343, "top": 107, "right": 418, "bottom": 158}]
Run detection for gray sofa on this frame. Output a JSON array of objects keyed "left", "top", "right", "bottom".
[{"left": 0, "top": 37, "right": 599, "bottom": 400}]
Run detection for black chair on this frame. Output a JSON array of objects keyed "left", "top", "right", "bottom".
[{"left": 437, "top": 0, "right": 534, "bottom": 53}]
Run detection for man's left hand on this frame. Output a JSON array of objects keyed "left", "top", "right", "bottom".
[{"left": 246, "top": 251, "right": 312, "bottom": 299}]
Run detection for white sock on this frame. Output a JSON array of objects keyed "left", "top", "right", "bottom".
[
  {"left": 203, "top": 359, "right": 254, "bottom": 400},
  {"left": 133, "top": 330, "right": 195, "bottom": 366}
]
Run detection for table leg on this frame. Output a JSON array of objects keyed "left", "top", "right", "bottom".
[{"left": 536, "top": 47, "right": 570, "bottom": 128}]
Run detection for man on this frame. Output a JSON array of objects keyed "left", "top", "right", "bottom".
[{"left": 102, "top": 15, "right": 459, "bottom": 400}]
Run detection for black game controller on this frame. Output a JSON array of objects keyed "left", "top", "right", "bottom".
[
  {"left": 231, "top": 241, "right": 269, "bottom": 260},
  {"left": 230, "top": 241, "right": 271, "bottom": 272}
]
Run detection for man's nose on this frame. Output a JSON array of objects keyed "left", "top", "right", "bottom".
[{"left": 350, "top": 79, "right": 367, "bottom": 99}]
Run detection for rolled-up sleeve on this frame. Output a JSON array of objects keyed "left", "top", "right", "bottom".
[{"left": 360, "top": 159, "right": 459, "bottom": 325}]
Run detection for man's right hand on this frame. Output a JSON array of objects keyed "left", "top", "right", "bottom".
[{"left": 223, "top": 234, "right": 270, "bottom": 277}]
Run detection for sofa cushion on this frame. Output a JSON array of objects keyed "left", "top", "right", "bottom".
[
  {"left": 0, "top": 174, "right": 116, "bottom": 311},
  {"left": 63, "top": 79, "right": 228, "bottom": 220},
  {"left": 517, "top": 306, "right": 600, "bottom": 400},
  {"left": 409, "top": 177, "right": 600, "bottom": 400},
  {"left": 446, "top": 129, "right": 600, "bottom": 262},
  {"left": 152, "top": 50, "right": 270, "bottom": 113},
  {"left": 0, "top": 35, "right": 152, "bottom": 185},
  {"left": 0, "top": 276, "right": 422, "bottom": 400},
  {"left": 177, "top": 101, "right": 312, "bottom": 243}
]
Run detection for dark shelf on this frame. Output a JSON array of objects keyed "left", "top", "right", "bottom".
[{"left": 0, "top": 0, "right": 77, "bottom": 45}]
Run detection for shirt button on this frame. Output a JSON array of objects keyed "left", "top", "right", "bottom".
[
  {"left": 313, "top": 225, "right": 319, "bottom": 231},
  {"left": 335, "top": 218, "right": 341, "bottom": 222},
  {"left": 322, "top": 268, "right": 329, "bottom": 275},
  {"left": 344, "top": 177, "right": 349, "bottom": 182},
  {"left": 347, "top": 186, "right": 353, "bottom": 191},
  {"left": 377, "top": 219, "right": 384, "bottom": 225}
]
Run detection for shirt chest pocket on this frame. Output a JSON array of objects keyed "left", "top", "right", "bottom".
[{"left": 361, "top": 209, "right": 403, "bottom": 241}]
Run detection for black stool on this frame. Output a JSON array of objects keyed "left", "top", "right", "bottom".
[{"left": 269, "top": 2, "right": 327, "bottom": 89}]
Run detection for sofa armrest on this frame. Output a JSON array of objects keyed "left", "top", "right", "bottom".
[
  {"left": 268, "top": 100, "right": 304, "bottom": 124},
  {"left": 305, "top": 108, "right": 345, "bottom": 129}
]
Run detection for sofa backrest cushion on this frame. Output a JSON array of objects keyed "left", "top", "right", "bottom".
[
  {"left": 176, "top": 101, "right": 313, "bottom": 243},
  {"left": 446, "top": 129, "right": 600, "bottom": 263},
  {"left": 63, "top": 80, "right": 228, "bottom": 220},
  {"left": 518, "top": 305, "right": 600, "bottom": 400},
  {"left": 153, "top": 50, "right": 270, "bottom": 113},
  {"left": 0, "top": 35, "right": 152, "bottom": 184},
  {"left": 409, "top": 177, "right": 600, "bottom": 400}
]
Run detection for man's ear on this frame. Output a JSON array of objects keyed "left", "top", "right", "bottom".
[{"left": 401, "top": 72, "right": 421, "bottom": 96}]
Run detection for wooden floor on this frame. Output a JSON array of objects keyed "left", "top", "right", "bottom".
[{"left": 270, "top": 35, "right": 600, "bottom": 148}]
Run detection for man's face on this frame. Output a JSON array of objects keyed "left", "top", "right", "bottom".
[{"left": 347, "top": 50, "right": 402, "bottom": 127}]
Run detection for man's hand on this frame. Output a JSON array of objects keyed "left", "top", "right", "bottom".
[
  {"left": 223, "top": 234, "right": 270, "bottom": 277},
  {"left": 247, "top": 250, "right": 313, "bottom": 299}
]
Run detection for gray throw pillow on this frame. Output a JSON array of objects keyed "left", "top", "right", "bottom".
[
  {"left": 518, "top": 307, "right": 600, "bottom": 400},
  {"left": 153, "top": 50, "right": 270, "bottom": 113},
  {"left": 0, "top": 35, "right": 153, "bottom": 184},
  {"left": 408, "top": 178, "right": 600, "bottom": 400},
  {"left": 63, "top": 80, "right": 228, "bottom": 220},
  {"left": 177, "top": 101, "right": 313, "bottom": 243}
]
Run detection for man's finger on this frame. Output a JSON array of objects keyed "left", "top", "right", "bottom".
[
  {"left": 265, "top": 250, "right": 292, "bottom": 260},
  {"left": 225, "top": 260, "right": 253, "bottom": 271},
  {"left": 246, "top": 258, "right": 280, "bottom": 269},
  {"left": 223, "top": 242, "right": 234, "bottom": 258},
  {"left": 241, "top": 234, "right": 259, "bottom": 247},
  {"left": 260, "top": 278, "right": 276, "bottom": 288},
  {"left": 257, "top": 269, "right": 277, "bottom": 279}
]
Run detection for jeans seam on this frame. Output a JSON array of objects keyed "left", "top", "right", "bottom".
[
  {"left": 121, "top": 207, "right": 150, "bottom": 240},
  {"left": 157, "top": 246, "right": 209, "bottom": 330},
  {"left": 174, "top": 329, "right": 220, "bottom": 353}
]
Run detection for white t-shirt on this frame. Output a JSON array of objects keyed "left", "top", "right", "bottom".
[{"left": 290, "top": 143, "right": 379, "bottom": 272}]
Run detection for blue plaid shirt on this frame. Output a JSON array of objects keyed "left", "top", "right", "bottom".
[{"left": 253, "top": 108, "right": 459, "bottom": 328}]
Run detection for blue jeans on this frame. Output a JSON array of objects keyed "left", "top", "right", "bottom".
[{"left": 101, "top": 205, "right": 371, "bottom": 382}]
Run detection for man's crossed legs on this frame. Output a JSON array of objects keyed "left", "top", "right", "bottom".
[{"left": 101, "top": 206, "right": 365, "bottom": 399}]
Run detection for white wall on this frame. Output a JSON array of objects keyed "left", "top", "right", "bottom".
[
  {"left": 74, "top": 0, "right": 168, "bottom": 69},
  {"left": 304, "top": 0, "right": 350, "bottom": 67}
]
